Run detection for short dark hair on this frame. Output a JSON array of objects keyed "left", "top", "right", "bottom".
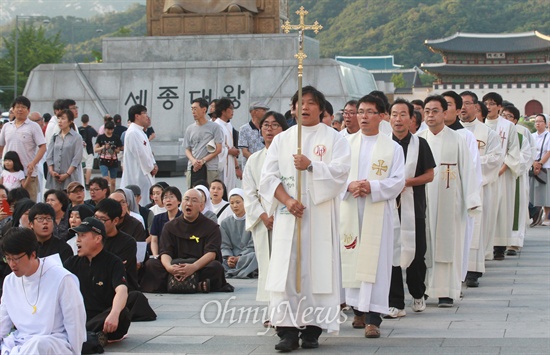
[
  {"left": 95, "top": 198, "right": 123, "bottom": 220},
  {"left": 53, "top": 99, "right": 65, "bottom": 111},
  {"left": 113, "top": 114, "right": 122, "bottom": 124},
  {"left": 424, "top": 95, "right": 448, "bottom": 111},
  {"left": 344, "top": 100, "right": 358, "bottom": 109},
  {"left": 390, "top": 98, "right": 414, "bottom": 117},
  {"left": 460, "top": 91, "right": 478, "bottom": 103},
  {"left": 413, "top": 110, "right": 422, "bottom": 130},
  {"left": 128, "top": 104, "right": 147, "bottom": 122},
  {"left": 28, "top": 202, "right": 56, "bottom": 222},
  {"left": 44, "top": 189, "right": 70, "bottom": 212},
  {"left": 161, "top": 186, "right": 183, "bottom": 203},
  {"left": 215, "top": 98, "right": 234, "bottom": 118},
  {"left": 3, "top": 151, "right": 25, "bottom": 172},
  {"left": 442, "top": 91, "right": 463, "bottom": 110},
  {"left": 65, "top": 99, "right": 76, "bottom": 108},
  {"left": 2, "top": 227, "right": 38, "bottom": 257},
  {"left": 358, "top": 94, "right": 386, "bottom": 114},
  {"left": 43, "top": 113, "right": 52, "bottom": 123},
  {"left": 476, "top": 101, "right": 488, "bottom": 119},
  {"left": 368, "top": 90, "right": 390, "bottom": 113},
  {"left": 411, "top": 99, "right": 424, "bottom": 109},
  {"left": 11, "top": 96, "right": 31, "bottom": 110},
  {"left": 59, "top": 109, "right": 75, "bottom": 122},
  {"left": 291, "top": 86, "right": 326, "bottom": 120},
  {"left": 105, "top": 121, "right": 115, "bottom": 130},
  {"left": 502, "top": 105, "right": 520, "bottom": 121},
  {"left": 7, "top": 188, "right": 30, "bottom": 206},
  {"left": 81, "top": 114, "right": 90, "bottom": 124},
  {"left": 536, "top": 113, "right": 547, "bottom": 123},
  {"left": 192, "top": 98, "right": 209, "bottom": 109},
  {"left": 89, "top": 177, "right": 109, "bottom": 193},
  {"left": 482, "top": 92, "right": 503, "bottom": 106},
  {"left": 259, "top": 111, "right": 289, "bottom": 131},
  {"left": 325, "top": 100, "right": 334, "bottom": 116}
]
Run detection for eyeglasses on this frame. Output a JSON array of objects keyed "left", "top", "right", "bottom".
[
  {"left": 502, "top": 113, "right": 515, "bottom": 120},
  {"left": 34, "top": 216, "right": 53, "bottom": 223},
  {"left": 358, "top": 110, "right": 379, "bottom": 116},
  {"left": 424, "top": 109, "right": 441, "bottom": 115},
  {"left": 262, "top": 122, "right": 281, "bottom": 130},
  {"left": 94, "top": 216, "right": 111, "bottom": 223},
  {"left": 3, "top": 253, "right": 27, "bottom": 264},
  {"left": 484, "top": 102, "right": 497, "bottom": 107},
  {"left": 69, "top": 188, "right": 84, "bottom": 193},
  {"left": 162, "top": 194, "right": 178, "bottom": 201},
  {"left": 89, "top": 188, "right": 103, "bottom": 193},
  {"left": 343, "top": 110, "right": 357, "bottom": 116},
  {"left": 462, "top": 101, "right": 475, "bottom": 107}
]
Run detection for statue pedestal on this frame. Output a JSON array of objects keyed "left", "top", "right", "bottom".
[{"left": 161, "top": 12, "right": 254, "bottom": 35}]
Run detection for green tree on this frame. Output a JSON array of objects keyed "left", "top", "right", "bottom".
[
  {"left": 390, "top": 73, "right": 407, "bottom": 88},
  {"left": 0, "top": 24, "right": 65, "bottom": 107}
]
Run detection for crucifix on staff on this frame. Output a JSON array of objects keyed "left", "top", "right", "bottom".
[{"left": 281, "top": 6, "right": 322, "bottom": 293}]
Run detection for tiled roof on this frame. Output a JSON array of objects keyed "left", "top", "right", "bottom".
[
  {"left": 335, "top": 55, "right": 403, "bottom": 70},
  {"left": 421, "top": 62, "right": 550, "bottom": 75}
]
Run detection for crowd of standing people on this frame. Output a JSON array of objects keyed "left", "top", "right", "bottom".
[{"left": 0, "top": 87, "right": 548, "bottom": 353}]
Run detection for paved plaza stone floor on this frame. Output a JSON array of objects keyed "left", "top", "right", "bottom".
[{"left": 102, "top": 223, "right": 550, "bottom": 354}]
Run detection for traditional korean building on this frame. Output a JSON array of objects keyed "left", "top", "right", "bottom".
[{"left": 422, "top": 31, "right": 550, "bottom": 116}]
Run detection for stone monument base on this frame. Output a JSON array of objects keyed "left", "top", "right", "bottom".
[{"left": 160, "top": 12, "right": 254, "bottom": 35}]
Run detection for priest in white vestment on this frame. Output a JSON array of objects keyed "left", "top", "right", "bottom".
[
  {"left": 340, "top": 95, "right": 404, "bottom": 338},
  {"left": 502, "top": 106, "right": 536, "bottom": 253},
  {"left": 259, "top": 87, "right": 350, "bottom": 351},
  {"left": 120, "top": 105, "right": 158, "bottom": 206},
  {"left": 243, "top": 112, "right": 288, "bottom": 302},
  {"left": 418, "top": 96, "right": 481, "bottom": 307},
  {"left": 215, "top": 98, "right": 240, "bottom": 191},
  {"left": 0, "top": 228, "right": 86, "bottom": 355},
  {"left": 482, "top": 93, "right": 520, "bottom": 260},
  {"left": 459, "top": 91, "right": 504, "bottom": 287}
]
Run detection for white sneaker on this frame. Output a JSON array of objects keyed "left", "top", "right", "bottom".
[
  {"left": 412, "top": 298, "right": 426, "bottom": 312},
  {"left": 385, "top": 307, "right": 406, "bottom": 318}
]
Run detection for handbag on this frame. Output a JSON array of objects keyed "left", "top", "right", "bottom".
[
  {"left": 166, "top": 258, "right": 198, "bottom": 294},
  {"left": 530, "top": 133, "right": 547, "bottom": 185}
]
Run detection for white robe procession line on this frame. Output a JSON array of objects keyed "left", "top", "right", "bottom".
[
  {"left": 340, "top": 133, "right": 405, "bottom": 314},
  {"left": 418, "top": 126, "right": 481, "bottom": 300},
  {"left": 396, "top": 134, "right": 419, "bottom": 269},
  {"left": 121, "top": 123, "right": 156, "bottom": 207},
  {"left": 485, "top": 116, "right": 521, "bottom": 248},
  {"left": 216, "top": 119, "right": 237, "bottom": 191},
  {"left": 259, "top": 123, "right": 350, "bottom": 332},
  {"left": 511, "top": 125, "right": 535, "bottom": 247},
  {"left": 0, "top": 255, "right": 86, "bottom": 355},
  {"left": 243, "top": 148, "right": 271, "bottom": 302},
  {"left": 461, "top": 119, "right": 504, "bottom": 272}
]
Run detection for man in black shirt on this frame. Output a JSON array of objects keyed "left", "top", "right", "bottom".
[
  {"left": 64, "top": 217, "right": 131, "bottom": 343},
  {"left": 78, "top": 114, "right": 98, "bottom": 188},
  {"left": 95, "top": 198, "right": 139, "bottom": 291},
  {"left": 29, "top": 203, "right": 73, "bottom": 262},
  {"left": 109, "top": 191, "right": 148, "bottom": 242},
  {"left": 85, "top": 177, "right": 110, "bottom": 207},
  {"left": 387, "top": 99, "right": 436, "bottom": 317}
]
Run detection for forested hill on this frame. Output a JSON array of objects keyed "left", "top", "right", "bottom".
[{"left": 289, "top": 0, "right": 550, "bottom": 67}]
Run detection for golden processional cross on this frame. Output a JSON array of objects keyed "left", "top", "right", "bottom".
[{"left": 281, "top": 6, "right": 322, "bottom": 293}]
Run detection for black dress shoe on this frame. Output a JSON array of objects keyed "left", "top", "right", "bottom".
[
  {"left": 275, "top": 338, "right": 299, "bottom": 352},
  {"left": 301, "top": 338, "right": 319, "bottom": 349},
  {"left": 465, "top": 278, "right": 479, "bottom": 287},
  {"left": 506, "top": 249, "right": 517, "bottom": 256}
]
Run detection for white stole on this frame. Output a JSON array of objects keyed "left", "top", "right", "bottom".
[
  {"left": 340, "top": 133, "right": 395, "bottom": 287},
  {"left": 398, "top": 134, "right": 419, "bottom": 268},
  {"left": 265, "top": 127, "right": 335, "bottom": 294}
]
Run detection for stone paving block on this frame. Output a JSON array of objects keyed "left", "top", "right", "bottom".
[
  {"left": 388, "top": 328, "right": 504, "bottom": 338},
  {"left": 130, "top": 343, "right": 258, "bottom": 354},
  {"left": 147, "top": 336, "right": 212, "bottom": 344},
  {"left": 443, "top": 338, "right": 550, "bottom": 347},
  {"left": 375, "top": 346, "right": 500, "bottom": 354}
]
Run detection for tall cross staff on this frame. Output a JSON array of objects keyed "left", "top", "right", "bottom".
[{"left": 281, "top": 7, "right": 322, "bottom": 293}]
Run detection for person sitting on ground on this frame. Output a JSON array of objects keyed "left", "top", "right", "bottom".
[
  {"left": 221, "top": 188, "right": 258, "bottom": 279},
  {"left": 148, "top": 182, "right": 168, "bottom": 214},
  {"left": 0, "top": 227, "right": 86, "bottom": 355},
  {"left": 85, "top": 177, "right": 110, "bottom": 207},
  {"left": 149, "top": 186, "right": 182, "bottom": 258},
  {"left": 210, "top": 179, "right": 232, "bottom": 222},
  {"left": 67, "top": 204, "right": 95, "bottom": 254},
  {"left": 126, "top": 184, "right": 154, "bottom": 232},
  {"left": 94, "top": 198, "right": 139, "bottom": 291},
  {"left": 109, "top": 191, "right": 148, "bottom": 242},
  {"left": 116, "top": 188, "right": 145, "bottom": 228},
  {"left": 140, "top": 189, "right": 233, "bottom": 293},
  {"left": 29, "top": 203, "right": 73, "bottom": 262},
  {"left": 44, "top": 189, "right": 70, "bottom": 241},
  {"left": 194, "top": 183, "right": 218, "bottom": 223},
  {"left": 66, "top": 181, "right": 86, "bottom": 209},
  {"left": 64, "top": 217, "right": 131, "bottom": 347}
]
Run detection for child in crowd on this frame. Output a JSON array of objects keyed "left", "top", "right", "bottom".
[{"left": 0, "top": 151, "right": 30, "bottom": 190}]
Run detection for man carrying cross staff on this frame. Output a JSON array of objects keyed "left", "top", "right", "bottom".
[{"left": 260, "top": 85, "right": 350, "bottom": 351}]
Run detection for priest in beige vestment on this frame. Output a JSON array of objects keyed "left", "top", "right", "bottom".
[
  {"left": 259, "top": 87, "right": 351, "bottom": 351},
  {"left": 418, "top": 95, "right": 481, "bottom": 308},
  {"left": 340, "top": 95, "right": 405, "bottom": 338}
]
